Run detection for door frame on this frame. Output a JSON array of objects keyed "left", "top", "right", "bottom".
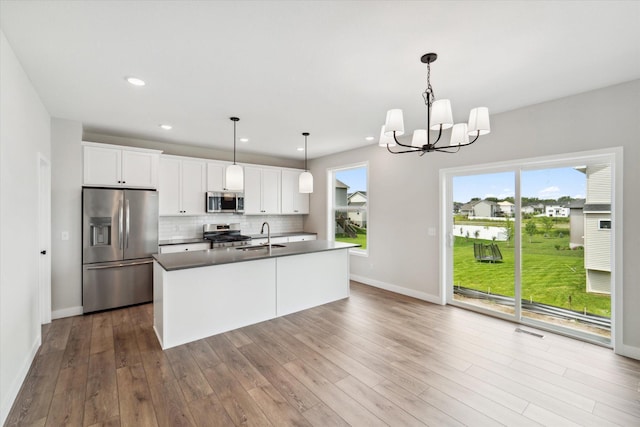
[
  {"left": 37, "top": 153, "right": 51, "bottom": 324},
  {"left": 439, "top": 147, "right": 623, "bottom": 351}
]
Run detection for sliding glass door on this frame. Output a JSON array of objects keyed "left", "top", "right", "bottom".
[{"left": 443, "top": 151, "right": 617, "bottom": 345}]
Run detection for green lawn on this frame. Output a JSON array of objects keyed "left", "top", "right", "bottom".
[
  {"left": 454, "top": 236, "right": 611, "bottom": 317},
  {"left": 335, "top": 232, "right": 367, "bottom": 249}
]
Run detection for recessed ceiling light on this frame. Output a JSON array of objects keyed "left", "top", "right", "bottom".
[
  {"left": 297, "top": 147, "right": 305, "bottom": 152},
  {"left": 365, "top": 136, "right": 375, "bottom": 141},
  {"left": 159, "top": 124, "right": 172, "bottom": 130},
  {"left": 126, "top": 76, "right": 146, "bottom": 86},
  {"left": 239, "top": 138, "right": 249, "bottom": 143}
]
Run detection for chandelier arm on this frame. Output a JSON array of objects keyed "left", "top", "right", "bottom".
[
  {"left": 386, "top": 144, "right": 423, "bottom": 155},
  {"left": 430, "top": 125, "right": 444, "bottom": 147},
  {"left": 454, "top": 131, "right": 482, "bottom": 148},
  {"left": 433, "top": 146, "right": 462, "bottom": 153},
  {"left": 392, "top": 131, "right": 418, "bottom": 149}
]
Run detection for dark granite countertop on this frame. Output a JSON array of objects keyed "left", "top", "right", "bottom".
[{"left": 153, "top": 240, "right": 357, "bottom": 271}]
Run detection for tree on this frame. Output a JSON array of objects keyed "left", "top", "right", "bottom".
[
  {"left": 540, "top": 216, "right": 554, "bottom": 237},
  {"left": 525, "top": 220, "right": 537, "bottom": 243},
  {"left": 503, "top": 217, "right": 514, "bottom": 247}
]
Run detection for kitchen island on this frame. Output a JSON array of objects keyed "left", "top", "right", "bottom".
[{"left": 152, "top": 240, "right": 356, "bottom": 349}]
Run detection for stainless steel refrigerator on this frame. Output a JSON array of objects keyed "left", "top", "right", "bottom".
[{"left": 82, "top": 188, "right": 158, "bottom": 313}]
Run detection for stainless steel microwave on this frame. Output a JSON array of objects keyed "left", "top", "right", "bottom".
[{"left": 206, "top": 191, "right": 244, "bottom": 213}]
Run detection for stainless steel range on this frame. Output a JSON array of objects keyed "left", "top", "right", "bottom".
[{"left": 203, "top": 223, "right": 252, "bottom": 248}]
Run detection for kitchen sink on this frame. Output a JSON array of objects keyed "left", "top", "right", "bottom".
[{"left": 236, "top": 244, "right": 286, "bottom": 251}]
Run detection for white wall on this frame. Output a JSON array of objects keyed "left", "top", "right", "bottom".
[
  {"left": 305, "top": 80, "right": 640, "bottom": 356},
  {"left": 50, "top": 119, "right": 83, "bottom": 317},
  {"left": 0, "top": 30, "right": 51, "bottom": 424}
]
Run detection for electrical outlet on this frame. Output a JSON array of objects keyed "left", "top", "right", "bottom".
[{"left": 61, "top": 231, "right": 69, "bottom": 241}]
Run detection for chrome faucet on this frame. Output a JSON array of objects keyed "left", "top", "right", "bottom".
[{"left": 260, "top": 221, "right": 271, "bottom": 248}]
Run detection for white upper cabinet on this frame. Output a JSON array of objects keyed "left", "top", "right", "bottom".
[
  {"left": 244, "top": 166, "right": 281, "bottom": 215},
  {"left": 281, "top": 169, "right": 310, "bottom": 214},
  {"left": 159, "top": 156, "right": 206, "bottom": 216},
  {"left": 83, "top": 142, "right": 160, "bottom": 188}
]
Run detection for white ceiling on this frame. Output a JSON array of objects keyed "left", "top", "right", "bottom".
[{"left": 1, "top": 1, "right": 639, "bottom": 160}]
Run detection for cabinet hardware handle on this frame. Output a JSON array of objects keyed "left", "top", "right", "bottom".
[{"left": 40, "top": 250, "right": 46, "bottom": 255}]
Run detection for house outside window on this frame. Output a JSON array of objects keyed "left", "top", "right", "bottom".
[{"left": 328, "top": 163, "right": 368, "bottom": 254}]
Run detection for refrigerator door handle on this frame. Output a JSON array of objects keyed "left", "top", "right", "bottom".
[
  {"left": 85, "top": 259, "right": 153, "bottom": 270},
  {"left": 118, "top": 200, "right": 124, "bottom": 249},
  {"left": 125, "top": 199, "right": 130, "bottom": 249}
]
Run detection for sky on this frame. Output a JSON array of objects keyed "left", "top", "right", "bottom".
[
  {"left": 336, "top": 167, "right": 367, "bottom": 192},
  {"left": 453, "top": 167, "right": 586, "bottom": 203}
]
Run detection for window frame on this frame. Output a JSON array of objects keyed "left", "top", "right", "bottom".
[{"left": 326, "top": 161, "right": 369, "bottom": 256}]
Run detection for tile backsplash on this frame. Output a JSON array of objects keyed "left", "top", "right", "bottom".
[{"left": 159, "top": 214, "right": 304, "bottom": 240}]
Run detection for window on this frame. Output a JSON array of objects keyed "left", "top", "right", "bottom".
[
  {"left": 327, "top": 162, "right": 368, "bottom": 255},
  {"left": 599, "top": 220, "right": 612, "bottom": 230},
  {"left": 441, "top": 148, "right": 622, "bottom": 348}
]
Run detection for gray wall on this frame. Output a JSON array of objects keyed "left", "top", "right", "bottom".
[
  {"left": 0, "top": 30, "right": 51, "bottom": 423},
  {"left": 304, "top": 80, "right": 640, "bottom": 356}
]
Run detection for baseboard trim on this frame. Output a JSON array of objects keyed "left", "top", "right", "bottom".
[
  {"left": 350, "top": 274, "right": 443, "bottom": 305},
  {"left": 615, "top": 342, "right": 640, "bottom": 361},
  {"left": 52, "top": 305, "right": 83, "bottom": 319},
  {"left": 1, "top": 334, "right": 40, "bottom": 425}
]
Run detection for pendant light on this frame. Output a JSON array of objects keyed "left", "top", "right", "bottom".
[
  {"left": 225, "top": 117, "right": 243, "bottom": 191},
  {"left": 298, "top": 132, "right": 313, "bottom": 193}
]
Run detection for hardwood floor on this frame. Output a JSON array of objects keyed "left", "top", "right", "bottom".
[{"left": 6, "top": 281, "right": 640, "bottom": 426}]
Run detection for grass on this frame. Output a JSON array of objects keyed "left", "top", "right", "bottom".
[
  {"left": 453, "top": 236, "right": 611, "bottom": 317},
  {"left": 335, "top": 232, "right": 367, "bottom": 249}
]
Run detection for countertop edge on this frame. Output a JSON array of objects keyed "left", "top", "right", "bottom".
[{"left": 153, "top": 240, "right": 357, "bottom": 271}]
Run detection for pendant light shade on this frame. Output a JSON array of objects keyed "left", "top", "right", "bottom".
[
  {"left": 226, "top": 164, "right": 243, "bottom": 191},
  {"left": 299, "top": 132, "right": 313, "bottom": 193},
  {"left": 225, "top": 117, "right": 244, "bottom": 191}
]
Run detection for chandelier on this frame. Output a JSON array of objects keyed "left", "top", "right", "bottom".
[{"left": 380, "top": 53, "right": 491, "bottom": 154}]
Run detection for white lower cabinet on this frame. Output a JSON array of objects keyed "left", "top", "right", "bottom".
[{"left": 159, "top": 243, "right": 211, "bottom": 254}]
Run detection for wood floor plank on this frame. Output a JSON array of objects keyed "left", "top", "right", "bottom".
[
  {"left": 334, "top": 375, "right": 424, "bottom": 426},
  {"left": 84, "top": 350, "right": 119, "bottom": 426},
  {"left": 187, "top": 393, "right": 235, "bottom": 427},
  {"left": 86, "top": 416, "right": 120, "bottom": 427},
  {"left": 113, "top": 321, "right": 142, "bottom": 369},
  {"left": 60, "top": 315, "right": 93, "bottom": 369},
  {"left": 5, "top": 350, "right": 65, "bottom": 426},
  {"left": 419, "top": 386, "right": 503, "bottom": 427},
  {"left": 223, "top": 328, "right": 253, "bottom": 347},
  {"left": 284, "top": 359, "right": 386, "bottom": 427},
  {"left": 140, "top": 349, "right": 176, "bottom": 386},
  {"left": 185, "top": 339, "right": 222, "bottom": 371},
  {"left": 466, "top": 364, "right": 621, "bottom": 427},
  {"left": 206, "top": 333, "right": 270, "bottom": 392},
  {"left": 241, "top": 323, "right": 298, "bottom": 365},
  {"left": 238, "top": 342, "right": 321, "bottom": 412},
  {"left": 116, "top": 363, "right": 158, "bottom": 427},
  {"left": 39, "top": 317, "right": 73, "bottom": 355},
  {"left": 247, "top": 384, "right": 312, "bottom": 427},
  {"left": 201, "top": 362, "right": 272, "bottom": 427},
  {"left": 372, "top": 381, "right": 463, "bottom": 427},
  {"left": 90, "top": 312, "right": 114, "bottom": 355},
  {"left": 147, "top": 379, "right": 197, "bottom": 427},
  {"left": 165, "top": 345, "right": 213, "bottom": 402},
  {"left": 300, "top": 403, "right": 349, "bottom": 427}
]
